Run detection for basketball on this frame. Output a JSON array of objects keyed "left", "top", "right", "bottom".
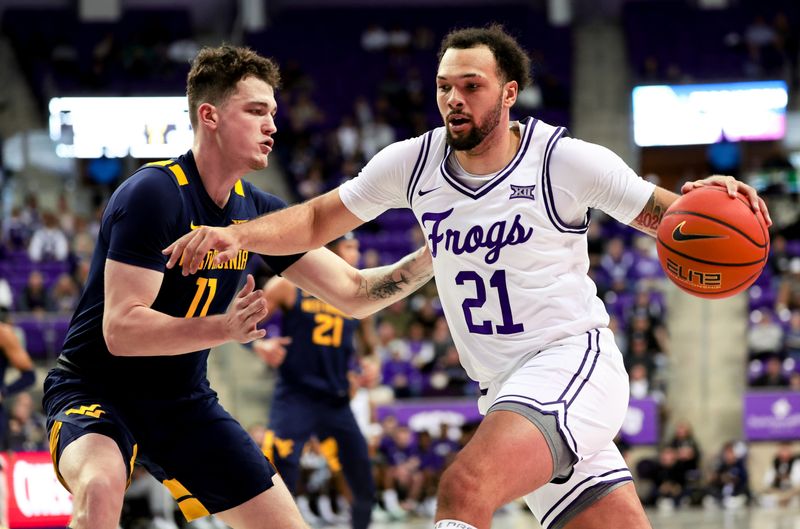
[{"left": 656, "top": 186, "right": 769, "bottom": 299}]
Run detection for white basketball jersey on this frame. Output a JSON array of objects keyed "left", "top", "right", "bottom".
[{"left": 340, "top": 118, "right": 653, "bottom": 384}]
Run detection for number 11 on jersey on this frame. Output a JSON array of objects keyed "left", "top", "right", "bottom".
[{"left": 456, "top": 269, "right": 524, "bottom": 335}]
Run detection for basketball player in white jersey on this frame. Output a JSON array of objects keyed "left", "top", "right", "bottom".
[{"left": 165, "top": 25, "right": 770, "bottom": 529}]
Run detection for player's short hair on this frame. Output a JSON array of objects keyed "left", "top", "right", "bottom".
[
  {"left": 186, "top": 45, "right": 281, "bottom": 129},
  {"left": 438, "top": 24, "right": 532, "bottom": 91}
]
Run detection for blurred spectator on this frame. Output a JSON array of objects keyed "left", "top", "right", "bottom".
[
  {"left": 2, "top": 206, "right": 32, "bottom": 250},
  {"left": 361, "top": 115, "right": 396, "bottom": 160},
  {"left": 776, "top": 258, "right": 800, "bottom": 313},
  {"left": 784, "top": 310, "right": 800, "bottom": 362},
  {"left": 650, "top": 446, "right": 686, "bottom": 510},
  {"left": 748, "top": 310, "right": 785, "bottom": 360},
  {"left": 336, "top": 116, "right": 361, "bottom": 159},
  {"left": 28, "top": 210, "right": 69, "bottom": 262},
  {"left": 0, "top": 279, "right": 12, "bottom": 312},
  {"left": 0, "top": 314, "right": 36, "bottom": 449},
  {"left": 50, "top": 273, "right": 80, "bottom": 313},
  {"left": 428, "top": 345, "right": 471, "bottom": 397},
  {"left": 430, "top": 316, "right": 454, "bottom": 363},
  {"left": 759, "top": 441, "right": 800, "bottom": 508},
  {"left": 70, "top": 215, "right": 96, "bottom": 264},
  {"left": 629, "top": 363, "right": 651, "bottom": 400},
  {"left": 380, "top": 299, "right": 415, "bottom": 337},
  {"left": 600, "top": 237, "right": 635, "bottom": 289},
  {"left": 6, "top": 391, "right": 47, "bottom": 452},
  {"left": 382, "top": 344, "right": 419, "bottom": 399},
  {"left": 381, "top": 425, "right": 422, "bottom": 516},
  {"left": 668, "top": 420, "right": 703, "bottom": 505},
  {"left": 18, "top": 270, "right": 53, "bottom": 313},
  {"left": 752, "top": 355, "right": 789, "bottom": 388},
  {"left": 706, "top": 442, "right": 750, "bottom": 509},
  {"left": 768, "top": 235, "right": 792, "bottom": 279},
  {"left": 56, "top": 193, "right": 77, "bottom": 237},
  {"left": 407, "top": 321, "right": 434, "bottom": 372}
]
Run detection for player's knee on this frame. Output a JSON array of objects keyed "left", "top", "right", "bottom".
[
  {"left": 438, "top": 459, "right": 484, "bottom": 506},
  {"left": 79, "top": 471, "right": 126, "bottom": 509}
]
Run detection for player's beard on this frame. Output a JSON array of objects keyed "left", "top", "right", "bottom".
[{"left": 445, "top": 95, "right": 503, "bottom": 151}]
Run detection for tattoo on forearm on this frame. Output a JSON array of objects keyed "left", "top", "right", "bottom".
[
  {"left": 369, "top": 271, "right": 410, "bottom": 299},
  {"left": 359, "top": 248, "right": 434, "bottom": 302},
  {"left": 632, "top": 193, "right": 665, "bottom": 236}
]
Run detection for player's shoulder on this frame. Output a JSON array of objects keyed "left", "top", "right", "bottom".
[
  {"left": 106, "top": 161, "right": 183, "bottom": 217},
  {"left": 377, "top": 127, "right": 446, "bottom": 163},
  {"left": 549, "top": 133, "right": 629, "bottom": 171},
  {"left": 122, "top": 160, "right": 184, "bottom": 195}
]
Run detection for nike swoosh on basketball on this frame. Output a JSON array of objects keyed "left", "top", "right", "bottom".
[
  {"left": 671, "top": 221, "right": 725, "bottom": 242},
  {"left": 418, "top": 186, "right": 441, "bottom": 197}
]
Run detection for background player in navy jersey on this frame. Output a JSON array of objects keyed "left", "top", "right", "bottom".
[
  {"left": 43, "top": 45, "right": 433, "bottom": 529},
  {"left": 254, "top": 233, "right": 378, "bottom": 529},
  {"left": 166, "top": 27, "right": 772, "bottom": 529}
]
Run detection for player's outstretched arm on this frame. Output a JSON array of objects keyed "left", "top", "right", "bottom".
[
  {"left": 103, "top": 259, "right": 267, "bottom": 356},
  {"left": 282, "top": 245, "right": 434, "bottom": 319},
  {"left": 629, "top": 176, "right": 772, "bottom": 237},
  {"left": 163, "top": 189, "right": 364, "bottom": 276}
]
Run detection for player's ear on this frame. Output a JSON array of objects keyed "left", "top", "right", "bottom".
[
  {"left": 197, "top": 102, "right": 218, "bottom": 130},
  {"left": 504, "top": 80, "right": 518, "bottom": 107}
]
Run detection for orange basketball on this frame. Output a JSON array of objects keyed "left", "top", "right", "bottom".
[{"left": 656, "top": 186, "right": 769, "bottom": 299}]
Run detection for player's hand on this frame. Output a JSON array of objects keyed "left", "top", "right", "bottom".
[
  {"left": 681, "top": 174, "right": 772, "bottom": 227},
  {"left": 225, "top": 274, "right": 267, "bottom": 343},
  {"left": 253, "top": 336, "right": 292, "bottom": 367},
  {"left": 163, "top": 225, "right": 241, "bottom": 276}
]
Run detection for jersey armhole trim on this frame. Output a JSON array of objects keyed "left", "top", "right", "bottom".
[
  {"left": 406, "top": 131, "right": 434, "bottom": 207},
  {"left": 541, "top": 127, "right": 590, "bottom": 234}
]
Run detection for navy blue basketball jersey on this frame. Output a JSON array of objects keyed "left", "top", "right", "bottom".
[
  {"left": 275, "top": 288, "right": 359, "bottom": 400},
  {"left": 60, "top": 150, "right": 302, "bottom": 396}
]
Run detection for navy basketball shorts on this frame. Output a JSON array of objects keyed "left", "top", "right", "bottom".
[{"left": 43, "top": 368, "right": 277, "bottom": 521}]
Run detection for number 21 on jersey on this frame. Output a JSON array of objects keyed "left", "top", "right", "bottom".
[
  {"left": 312, "top": 313, "right": 344, "bottom": 347},
  {"left": 456, "top": 269, "right": 524, "bottom": 335}
]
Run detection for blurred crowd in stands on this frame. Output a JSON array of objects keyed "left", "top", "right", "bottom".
[{"left": 0, "top": 1, "right": 800, "bottom": 527}]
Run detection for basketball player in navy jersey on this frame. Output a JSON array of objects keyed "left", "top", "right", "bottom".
[
  {"left": 255, "top": 233, "right": 378, "bottom": 529},
  {"left": 166, "top": 28, "right": 770, "bottom": 529},
  {"left": 42, "top": 45, "right": 433, "bottom": 529}
]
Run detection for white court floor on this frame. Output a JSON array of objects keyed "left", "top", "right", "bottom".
[{"left": 366, "top": 506, "right": 800, "bottom": 529}]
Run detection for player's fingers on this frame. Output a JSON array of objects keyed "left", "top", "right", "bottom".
[
  {"left": 243, "top": 305, "right": 268, "bottom": 329},
  {"left": 162, "top": 238, "right": 182, "bottom": 268},
  {"left": 213, "top": 249, "right": 238, "bottom": 267},
  {"left": 237, "top": 274, "right": 256, "bottom": 298},
  {"left": 189, "top": 233, "right": 213, "bottom": 275},
  {"left": 180, "top": 231, "right": 204, "bottom": 275},
  {"left": 245, "top": 328, "right": 267, "bottom": 343},
  {"left": 758, "top": 196, "right": 773, "bottom": 227},
  {"left": 277, "top": 336, "right": 293, "bottom": 345}
]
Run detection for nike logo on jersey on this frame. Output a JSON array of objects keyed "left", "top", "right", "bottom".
[
  {"left": 421, "top": 208, "right": 533, "bottom": 264},
  {"left": 190, "top": 221, "right": 201, "bottom": 230},
  {"left": 671, "top": 221, "right": 725, "bottom": 242},
  {"left": 417, "top": 186, "right": 441, "bottom": 197}
]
